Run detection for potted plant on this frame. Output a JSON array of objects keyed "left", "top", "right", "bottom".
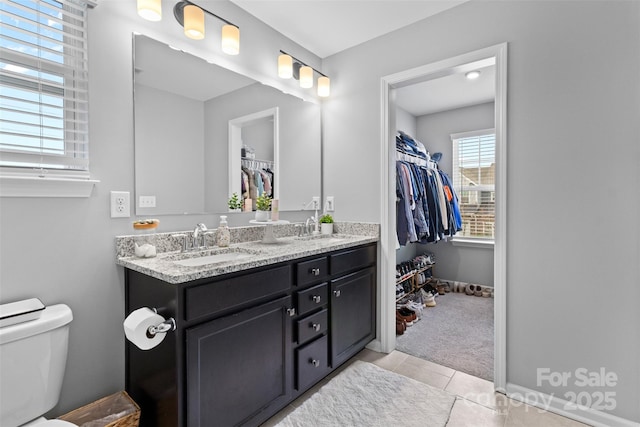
[
  {"left": 228, "top": 193, "right": 243, "bottom": 212},
  {"left": 319, "top": 214, "right": 334, "bottom": 235},
  {"left": 255, "top": 194, "right": 272, "bottom": 221}
]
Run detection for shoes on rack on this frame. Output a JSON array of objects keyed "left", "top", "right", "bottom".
[
  {"left": 396, "top": 284, "right": 405, "bottom": 299},
  {"left": 396, "top": 309, "right": 414, "bottom": 327},
  {"left": 404, "top": 301, "right": 424, "bottom": 320},
  {"left": 465, "top": 283, "right": 475, "bottom": 296},
  {"left": 482, "top": 289, "right": 492, "bottom": 297},
  {"left": 423, "top": 291, "right": 436, "bottom": 307},
  {"left": 397, "top": 307, "right": 417, "bottom": 322},
  {"left": 396, "top": 319, "right": 406, "bottom": 335},
  {"left": 441, "top": 281, "right": 451, "bottom": 293}
]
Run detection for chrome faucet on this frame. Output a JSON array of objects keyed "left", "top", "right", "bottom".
[
  {"left": 192, "top": 223, "right": 208, "bottom": 249},
  {"left": 305, "top": 215, "right": 319, "bottom": 235}
]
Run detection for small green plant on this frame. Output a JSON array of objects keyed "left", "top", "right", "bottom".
[
  {"left": 256, "top": 193, "right": 272, "bottom": 211},
  {"left": 228, "top": 193, "right": 243, "bottom": 210},
  {"left": 319, "top": 214, "right": 333, "bottom": 224}
]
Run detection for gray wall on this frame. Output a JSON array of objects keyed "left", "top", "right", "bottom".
[
  {"left": 323, "top": 0, "right": 639, "bottom": 422},
  {"left": 135, "top": 84, "right": 206, "bottom": 214},
  {"left": 415, "top": 102, "right": 495, "bottom": 286},
  {"left": 0, "top": 0, "right": 320, "bottom": 416}
]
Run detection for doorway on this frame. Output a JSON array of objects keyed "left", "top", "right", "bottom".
[{"left": 379, "top": 43, "right": 507, "bottom": 391}]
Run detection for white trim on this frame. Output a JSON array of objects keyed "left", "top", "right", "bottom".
[
  {"left": 0, "top": 175, "right": 98, "bottom": 197},
  {"left": 450, "top": 128, "right": 495, "bottom": 141},
  {"left": 380, "top": 43, "right": 508, "bottom": 391},
  {"left": 450, "top": 238, "right": 494, "bottom": 248},
  {"left": 506, "top": 383, "right": 639, "bottom": 427}
]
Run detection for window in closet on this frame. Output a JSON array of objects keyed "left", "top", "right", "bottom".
[{"left": 451, "top": 129, "right": 495, "bottom": 240}]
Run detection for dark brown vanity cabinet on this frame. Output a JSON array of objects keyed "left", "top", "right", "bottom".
[{"left": 124, "top": 242, "right": 376, "bottom": 427}]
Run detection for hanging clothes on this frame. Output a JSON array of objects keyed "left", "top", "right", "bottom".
[{"left": 395, "top": 131, "right": 462, "bottom": 246}]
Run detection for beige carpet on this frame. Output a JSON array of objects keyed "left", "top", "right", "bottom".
[{"left": 275, "top": 360, "right": 455, "bottom": 427}]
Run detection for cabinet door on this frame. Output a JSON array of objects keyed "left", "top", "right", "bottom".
[
  {"left": 330, "top": 267, "right": 376, "bottom": 368},
  {"left": 186, "top": 296, "right": 292, "bottom": 427}
]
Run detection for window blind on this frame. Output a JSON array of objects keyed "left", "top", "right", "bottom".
[
  {"left": 451, "top": 129, "right": 496, "bottom": 239},
  {"left": 0, "top": 0, "right": 89, "bottom": 178}
]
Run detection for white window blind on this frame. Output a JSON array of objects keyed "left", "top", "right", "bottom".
[
  {"left": 451, "top": 129, "right": 495, "bottom": 240},
  {"left": 0, "top": 0, "right": 89, "bottom": 179}
]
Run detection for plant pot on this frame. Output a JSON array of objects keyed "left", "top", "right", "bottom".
[
  {"left": 255, "top": 210, "right": 270, "bottom": 222},
  {"left": 228, "top": 208, "right": 241, "bottom": 213},
  {"left": 321, "top": 223, "right": 333, "bottom": 235}
]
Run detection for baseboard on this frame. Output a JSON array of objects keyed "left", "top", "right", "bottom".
[{"left": 506, "top": 383, "right": 640, "bottom": 427}]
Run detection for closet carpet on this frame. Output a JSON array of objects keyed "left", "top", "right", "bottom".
[{"left": 396, "top": 292, "right": 494, "bottom": 381}]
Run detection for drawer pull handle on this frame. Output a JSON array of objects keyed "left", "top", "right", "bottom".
[
  {"left": 312, "top": 295, "right": 321, "bottom": 303},
  {"left": 311, "top": 323, "right": 321, "bottom": 331},
  {"left": 310, "top": 359, "right": 320, "bottom": 368},
  {"left": 334, "top": 290, "right": 341, "bottom": 298},
  {"left": 311, "top": 268, "right": 320, "bottom": 276},
  {"left": 287, "top": 308, "right": 296, "bottom": 317}
]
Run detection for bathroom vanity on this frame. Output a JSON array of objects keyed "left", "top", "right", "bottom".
[{"left": 118, "top": 229, "right": 377, "bottom": 427}]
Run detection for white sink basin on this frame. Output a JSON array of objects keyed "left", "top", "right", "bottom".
[{"left": 170, "top": 248, "right": 260, "bottom": 268}]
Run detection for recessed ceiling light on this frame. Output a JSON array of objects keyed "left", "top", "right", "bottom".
[{"left": 465, "top": 70, "right": 481, "bottom": 80}]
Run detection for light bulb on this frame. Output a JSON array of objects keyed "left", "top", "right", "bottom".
[
  {"left": 278, "top": 54, "right": 293, "bottom": 79},
  {"left": 184, "top": 5, "right": 205, "bottom": 40},
  {"left": 137, "top": 0, "right": 161, "bottom": 21},
  {"left": 465, "top": 70, "right": 481, "bottom": 80},
  {"left": 299, "top": 66, "right": 313, "bottom": 89},
  {"left": 221, "top": 25, "right": 240, "bottom": 55},
  {"left": 317, "top": 76, "right": 330, "bottom": 97}
]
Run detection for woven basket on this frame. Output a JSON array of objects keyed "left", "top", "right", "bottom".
[{"left": 58, "top": 391, "right": 140, "bottom": 427}]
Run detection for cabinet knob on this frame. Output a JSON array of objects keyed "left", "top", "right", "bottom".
[
  {"left": 333, "top": 290, "right": 341, "bottom": 298},
  {"left": 286, "top": 308, "right": 296, "bottom": 317},
  {"left": 312, "top": 295, "right": 321, "bottom": 303},
  {"left": 311, "top": 268, "right": 320, "bottom": 276},
  {"left": 311, "top": 323, "right": 321, "bottom": 331},
  {"left": 310, "top": 359, "right": 320, "bottom": 368}
]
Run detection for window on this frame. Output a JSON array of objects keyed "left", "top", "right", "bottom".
[
  {"left": 0, "top": 0, "right": 90, "bottom": 180},
  {"left": 451, "top": 129, "right": 495, "bottom": 240}
]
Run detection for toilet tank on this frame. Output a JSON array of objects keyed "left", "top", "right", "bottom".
[{"left": 0, "top": 304, "right": 73, "bottom": 427}]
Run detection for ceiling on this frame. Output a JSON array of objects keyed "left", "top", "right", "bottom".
[
  {"left": 229, "top": 0, "right": 491, "bottom": 117},
  {"left": 230, "top": 0, "right": 470, "bottom": 59}
]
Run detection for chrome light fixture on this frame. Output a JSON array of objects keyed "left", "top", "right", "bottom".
[
  {"left": 278, "top": 50, "right": 331, "bottom": 97},
  {"left": 138, "top": 0, "right": 240, "bottom": 55}
]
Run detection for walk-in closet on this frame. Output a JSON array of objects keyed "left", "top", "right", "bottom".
[{"left": 393, "top": 61, "right": 496, "bottom": 382}]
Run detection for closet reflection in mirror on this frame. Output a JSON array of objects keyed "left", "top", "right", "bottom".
[{"left": 133, "top": 34, "right": 321, "bottom": 216}]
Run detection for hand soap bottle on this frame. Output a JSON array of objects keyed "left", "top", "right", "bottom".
[{"left": 216, "top": 215, "right": 230, "bottom": 247}]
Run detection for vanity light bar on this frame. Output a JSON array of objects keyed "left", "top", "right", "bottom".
[
  {"left": 278, "top": 50, "right": 330, "bottom": 97},
  {"left": 137, "top": 0, "right": 240, "bottom": 55}
]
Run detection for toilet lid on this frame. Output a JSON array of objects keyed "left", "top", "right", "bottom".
[{"left": 29, "top": 421, "right": 76, "bottom": 427}]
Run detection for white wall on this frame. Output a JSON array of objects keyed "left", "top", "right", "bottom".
[
  {"left": 323, "top": 0, "right": 639, "bottom": 422},
  {"left": 0, "top": 0, "right": 321, "bottom": 416},
  {"left": 415, "top": 102, "right": 495, "bottom": 286}
]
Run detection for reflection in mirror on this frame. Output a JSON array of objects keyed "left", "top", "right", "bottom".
[{"left": 133, "top": 34, "right": 321, "bottom": 216}]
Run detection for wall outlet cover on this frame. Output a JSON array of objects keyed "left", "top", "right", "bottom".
[{"left": 110, "top": 191, "right": 130, "bottom": 218}]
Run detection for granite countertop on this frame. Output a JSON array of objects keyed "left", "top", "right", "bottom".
[{"left": 116, "top": 223, "right": 379, "bottom": 284}]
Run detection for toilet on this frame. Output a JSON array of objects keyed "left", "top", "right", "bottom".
[{"left": 0, "top": 299, "right": 76, "bottom": 427}]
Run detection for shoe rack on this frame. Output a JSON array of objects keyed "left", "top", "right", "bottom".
[{"left": 396, "top": 263, "right": 435, "bottom": 303}]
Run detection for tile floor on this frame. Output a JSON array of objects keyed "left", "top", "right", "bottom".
[{"left": 262, "top": 349, "right": 591, "bottom": 427}]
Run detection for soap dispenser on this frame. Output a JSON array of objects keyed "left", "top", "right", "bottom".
[{"left": 216, "top": 215, "right": 230, "bottom": 247}]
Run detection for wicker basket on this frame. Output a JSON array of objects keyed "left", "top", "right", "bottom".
[{"left": 58, "top": 391, "right": 140, "bottom": 427}]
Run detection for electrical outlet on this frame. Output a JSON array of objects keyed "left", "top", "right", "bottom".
[
  {"left": 110, "top": 191, "right": 130, "bottom": 218},
  {"left": 312, "top": 196, "right": 320, "bottom": 210},
  {"left": 139, "top": 195, "right": 156, "bottom": 208},
  {"left": 326, "top": 196, "right": 335, "bottom": 212}
]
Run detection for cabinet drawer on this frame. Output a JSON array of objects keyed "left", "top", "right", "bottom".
[
  {"left": 296, "top": 335, "right": 329, "bottom": 391},
  {"left": 184, "top": 265, "right": 291, "bottom": 322},
  {"left": 296, "top": 282, "right": 328, "bottom": 316},
  {"left": 296, "top": 256, "right": 329, "bottom": 287},
  {"left": 296, "top": 309, "right": 328, "bottom": 344},
  {"left": 330, "top": 244, "right": 376, "bottom": 276}
]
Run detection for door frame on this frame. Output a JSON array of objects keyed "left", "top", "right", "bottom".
[{"left": 378, "top": 43, "right": 508, "bottom": 391}]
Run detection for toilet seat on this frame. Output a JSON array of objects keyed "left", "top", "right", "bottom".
[{"left": 22, "top": 418, "right": 76, "bottom": 427}]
